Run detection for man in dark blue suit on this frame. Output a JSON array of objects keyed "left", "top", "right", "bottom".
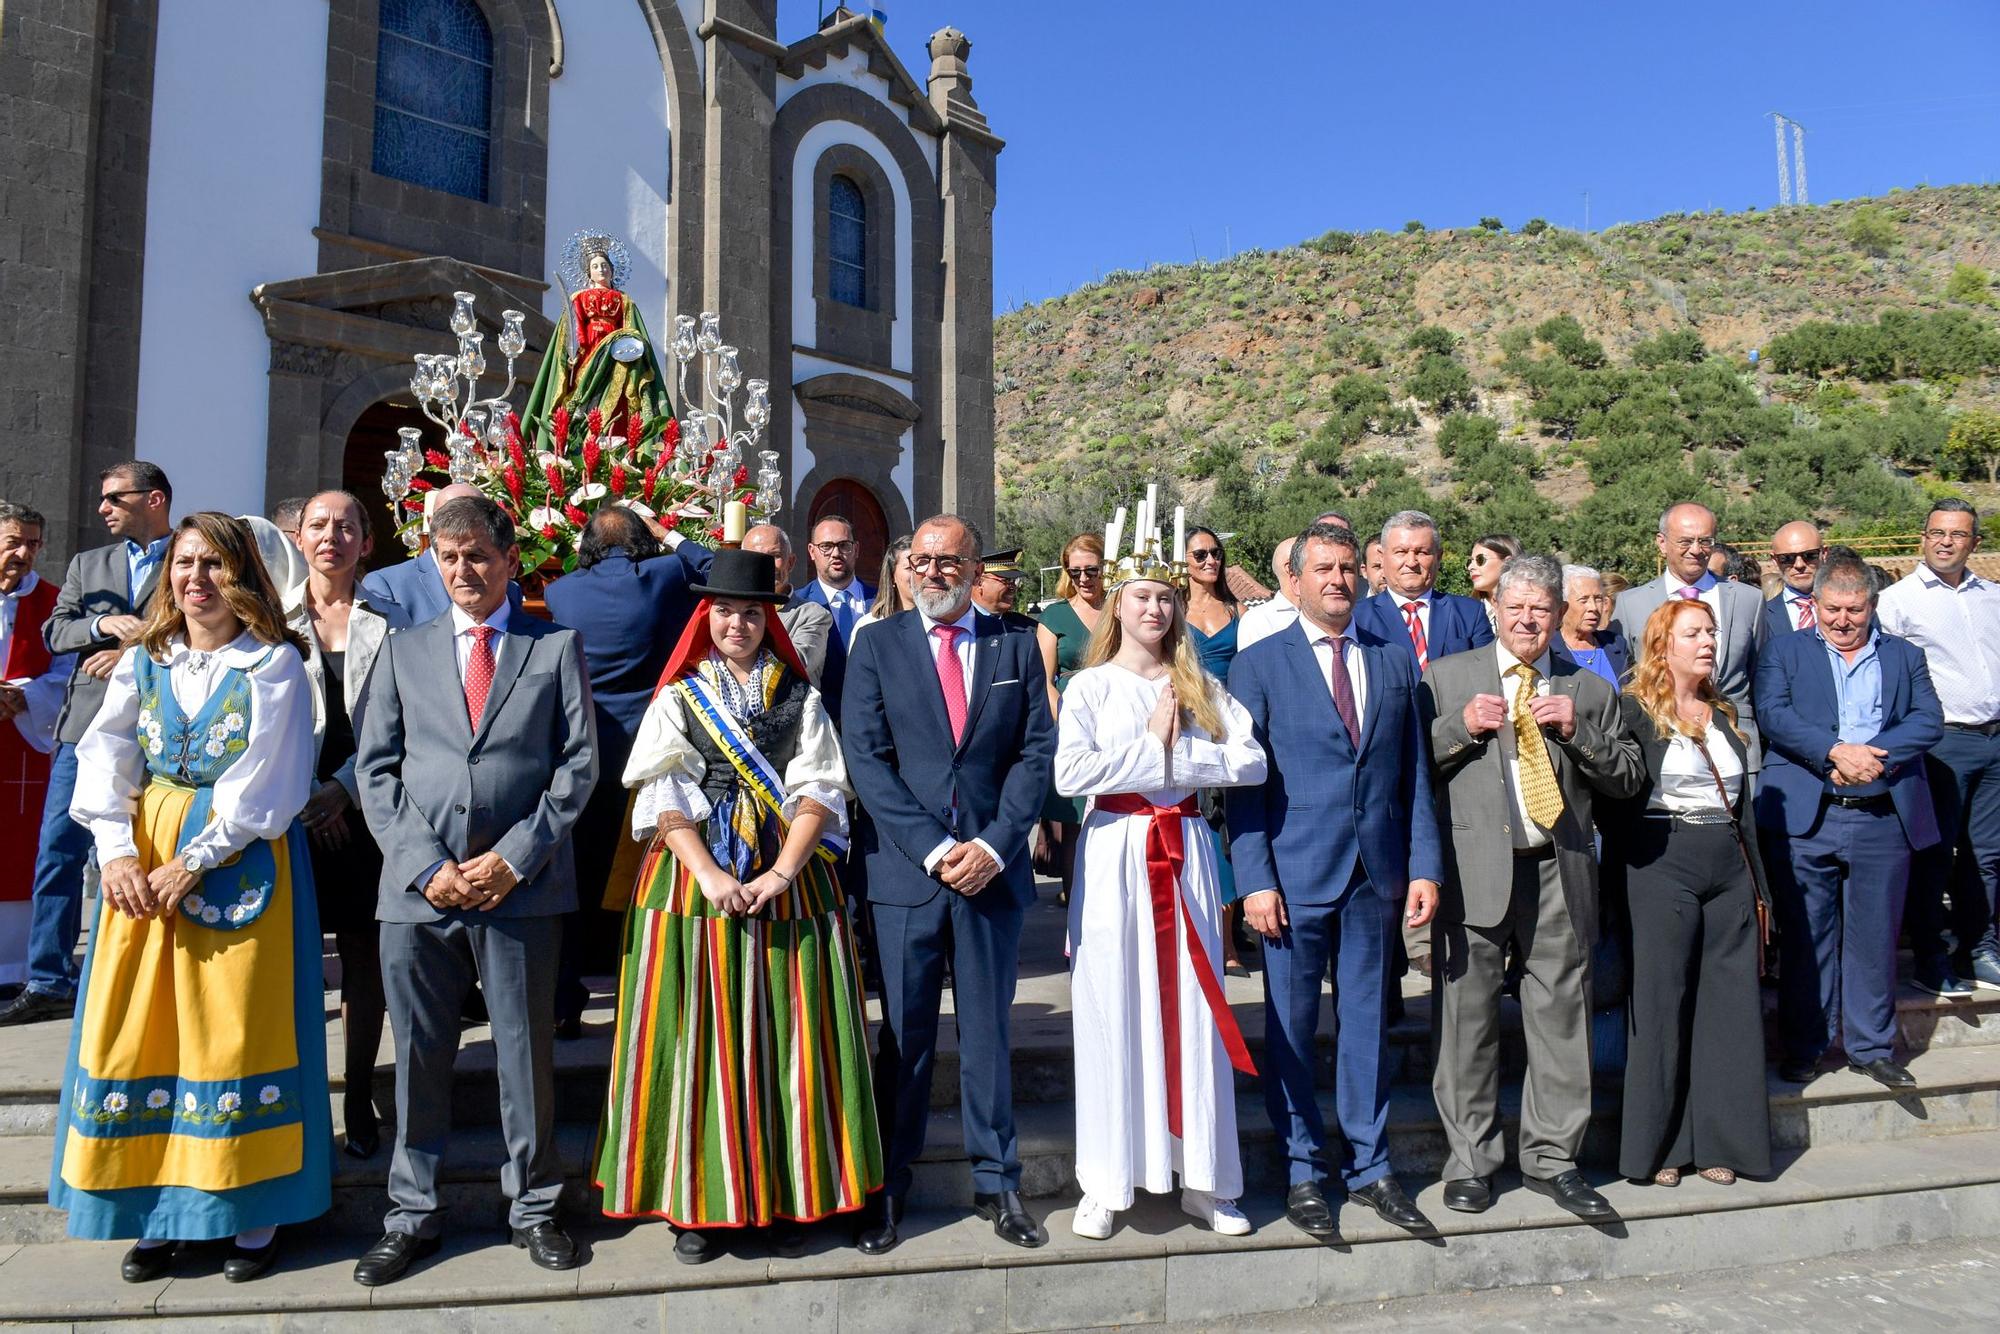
[
  {"left": 541, "top": 507, "right": 712, "bottom": 1035},
  {"left": 1227, "top": 521, "right": 1445, "bottom": 1239},
  {"left": 1351, "top": 509, "right": 1495, "bottom": 671},
  {"left": 797, "top": 514, "right": 876, "bottom": 650},
  {"left": 1756, "top": 553, "right": 1943, "bottom": 1090},
  {"left": 842, "top": 515, "right": 1056, "bottom": 1255},
  {"left": 1763, "top": 520, "right": 1825, "bottom": 642}
]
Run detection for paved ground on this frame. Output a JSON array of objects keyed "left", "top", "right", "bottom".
[{"left": 1166, "top": 1236, "right": 2000, "bottom": 1333}]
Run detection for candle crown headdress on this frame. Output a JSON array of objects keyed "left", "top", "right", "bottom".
[{"left": 1101, "top": 482, "right": 1182, "bottom": 593}]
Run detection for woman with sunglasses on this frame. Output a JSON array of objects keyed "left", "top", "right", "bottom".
[
  {"left": 1036, "top": 534, "right": 1107, "bottom": 900},
  {"left": 1466, "top": 533, "right": 1522, "bottom": 630}
]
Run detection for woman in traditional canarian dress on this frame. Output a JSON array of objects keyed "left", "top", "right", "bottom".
[
  {"left": 593, "top": 548, "right": 881, "bottom": 1265},
  {"left": 1054, "top": 547, "right": 1267, "bottom": 1241},
  {"left": 50, "top": 512, "right": 328, "bottom": 1285}
]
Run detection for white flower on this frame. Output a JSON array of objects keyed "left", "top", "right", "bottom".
[
  {"left": 184, "top": 894, "right": 206, "bottom": 915},
  {"left": 568, "top": 483, "right": 608, "bottom": 504},
  {"left": 237, "top": 889, "right": 258, "bottom": 906},
  {"left": 182, "top": 1092, "right": 198, "bottom": 1113},
  {"left": 535, "top": 452, "right": 565, "bottom": 470},
  {"left": 225, "top": 713, "right": 244, "bottom": 734},
  {"left": 207, "top": 723, "right": 228, "bottom": 742},
  {"left": 216, "top": 1091, "right": 241, "bottom": 1113},
  {"left": 200, "top": 905, "right": 221, "bottom": 924},
  {"left": 204, "top": 739, "right": 225, "bottom": 758},
  {"left": 145, "top": 1088, "right": 171, "bottom": 1110},
  {"left": 226, "top": 904, "right": 249, "bottom": 922},
  {"left": 527, "top": 506, "right": 564, "bottom": 530},
  {"left": 145, "top": 736, "right": 163, "bottom": 757},
  {"left": 101, "top": 1091, "right": 128, "bottom": 1113},
  {"left": 258, "top": 1085, "right": 280, "bottom": 1106}
]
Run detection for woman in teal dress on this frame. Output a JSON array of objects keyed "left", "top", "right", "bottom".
[
  {"left": 53, "top": 513, "right": 328, "bottom": 1284},
  {"left": 1181, "top": 527, "right": 1246, "bottom": 971},
  {"left": 1035, "top": 533, "right": 1106, "bottom": 900}
]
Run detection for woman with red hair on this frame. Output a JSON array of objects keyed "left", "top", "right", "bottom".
[{"left": 591, "top": 548, "right": 880, "bottom": 1264}]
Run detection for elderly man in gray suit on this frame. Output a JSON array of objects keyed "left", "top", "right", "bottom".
[
  {"left": 1422, "top": 554, "right": 1643, "bottom": 1221},
  {"left": 1610, "top": 502, "right": 1769, "bottom": 759},
  {"left": 353, "top": 496, "right": 597, "bottom": 1286}
]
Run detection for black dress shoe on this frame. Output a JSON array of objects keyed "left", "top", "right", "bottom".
[
  {"left": 973, "top": 1190, "right": 1047, "bottom": 1249},
  {"left": 223, "top": 1233, "right": 281, "bottom": 1283},
  {"left": 1284, "top": 1181, "right": 1338, "bottom": 1238},
  {"left": 768, "top": 1219, "right": 806, "bottom": 1258},
  {"left": 1849, "top": 1057, "right": 1917, "bottom": 1090},
  {"left": 554, "top": 1015, "right": 583, "bottom": 1041},
  {"left": 855, "top": 1194, "right": 905, "bottom": 1255},
  {"left": 1442, "top": 1176, "right": 1493, "bottom": 1214},
  {"left": 1777, "top": 1057, "right": 1819, "bottom": 1084},
  {"left": 0, "top": 989, "right": 72, "bottom": 1027},
  {"left": 120, "top": 1242, "right": 179, "bottom": 1283},
  {"left": 1523, "top": 1170, "right": 1616, "bottom": 1220},
  {"left": 674, "top": 1229, "right": 715, "bottom": 1265},
  {"left": 510, "top": 1220, "right": 580, "bottom": 1270},
  {"left": 352, "top": 1230, "right": 441, "bottom": 1287},
  {"left": 1349, "top": 1176, "right": 1432, "bottom": 1231}
]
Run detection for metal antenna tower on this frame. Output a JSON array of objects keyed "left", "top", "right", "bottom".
[{"left": 1770, "top": 112, "right": 1808, "bottom": 206}]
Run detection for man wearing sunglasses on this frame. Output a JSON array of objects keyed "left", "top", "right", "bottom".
[
  {"left": 1764, "top": 521, "right": 1825, "bottom": 640},
  {"left": 972, "top": 547, "right": 1038, "bottom": 634}
]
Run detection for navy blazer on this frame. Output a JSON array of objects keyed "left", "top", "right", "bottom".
[
  {"left": 361, "top": 549, "right": 523, "bottom": 625},
  {"left": 1753, "top": 626, "right": 1943, "bottom": 848},
  {"left": 1550, "top": 627, "right": 1632, "bottom": 684},
  {"left": 1226, "top": 619, "right": 1445, "bottom": 906},
  {"left": 1351, "top": 589, "right": 1494, "bottom": 666},
  {"left": 542, "top": 545, "right": 714, "bottom": 755},
  {"left": 841, "top": 608, "right": 1056, "bottom": 909},
  {"left": 1763, "top": 590, "right": 1813, "bottom": 642},
  {"left": 798, "top": 577, "right": 875, "bottom": 640}
]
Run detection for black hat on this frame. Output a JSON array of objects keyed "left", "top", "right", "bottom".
[
  {"left": 982, "top": 547, "right": 1025, "bottom": 578},
  {"left": 690, "top": 548, "right": 787, "bottom": 603}
]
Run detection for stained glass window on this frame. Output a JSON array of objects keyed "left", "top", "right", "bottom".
[
  {"left": 373, "top": 0, "right": 494, "bottom": 202},
  {"left": 828, "top": 176, "right": 867, "bottom": 308}
]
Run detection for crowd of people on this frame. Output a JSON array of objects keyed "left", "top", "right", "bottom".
[{"left": 0, "top": 460, "right": 1995, "bottom": 1286}]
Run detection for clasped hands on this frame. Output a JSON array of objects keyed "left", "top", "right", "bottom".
[
  {"left": 1828, "top": 741, "right": 1890, "bottom": 787},
  {"left": 695, "top": 865, "right": 795, "bottom": 916},
  {"left": 423, "top": 852, "right": 519, "bottom": 911},
  {"left": 100, "top": 853, "right": 199, "bottom": 921},
  {"left": 1463, "top": 691, "right": 1576, "bottom": 740}
]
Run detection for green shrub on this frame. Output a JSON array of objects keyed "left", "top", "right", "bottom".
[
  {"left": 1405, "top": 324, "right": 1459, "bottom": 355},
  {"left": 1844, "top": 206, "right": 1897, "bottom": 257},
  {"left": 1307, "top": 229, "right": 1357, "bottom": 255},
  {"left": 1947, "top": 263, "right": 1993, "bottom": 305},
  {"left": 1520, "top": 218, "right": 1550, "bottom": 236},
  {"left": 1403, "top": 219, "right": 1426, "bottom": 234},
  {"left": 1478, "top": 217, "right": 1504, "bottom": 232},
  {"left": 1631, "top": 329, "right": 1707, "bottom": 368},
  {"left": 1406, "top": 355, "right": 1476, "bottom": 414}
]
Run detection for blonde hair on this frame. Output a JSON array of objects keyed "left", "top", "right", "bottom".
[
  {"left": 1055, "top": 533, "right": 1105, "bottom": 602},
  {"left": 1628, "top": 598, "right": 1741, "bottom": 742},
  {"left": 1080, "top": 581, "right": 1226, "bottom": 740},
  {"left": 135, "top": 513, "right": 309, "bottom": 660}
]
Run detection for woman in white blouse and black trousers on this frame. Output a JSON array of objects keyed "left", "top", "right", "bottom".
[{"left": 1613, "top": 597, "right": 1772, "bottom": 1189}]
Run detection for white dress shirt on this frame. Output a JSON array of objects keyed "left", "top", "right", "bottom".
[
  {"left": 449, "top": 599, "right": 512, "bottom": 678},
  {"left": 917, "top": 603, "right": 1004, "bottom": 875},
  {"left": 816, "top": 578, "right": 867, "bottom": 646},
  {"left": 1235, "top": 596, "right": 1299, "bottom": 651},
  {"left": 1650, "top": 718, "right": 1743, "bottom": 813},
  {"left": 1, "top": 572, "right": 75, "bottom": 754},
  {"left": 1494, "top": 640, "right": 1555, "bottom": 848},
  {"left": 1664, "top": 569, "right": 1722, "bottom": 619},
  {"left": 1877, "top": 564, "right": 2000, "bottom": 726},
  {"left": 1393, "top": 588, "right": 1433, "bottom": 649},
  {"left": 1302, "top": 620, "right": 1369, "bottom": 727}
]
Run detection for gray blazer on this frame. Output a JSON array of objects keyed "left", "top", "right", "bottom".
[
  {"left": 1610, "top": 577, "right": 1769, "bottom": 765},
  {"left": 45, "top": 543, "right": 162, "bottom": 744},
  {"left": 285, "top": 586, "right": 407, "bottom": 803},
  {"left": 1422, "top": 646, "right": 1645, "bottom": 946},
  {"left": 356, "top": 611, "right": 598, "bottom": 923}
]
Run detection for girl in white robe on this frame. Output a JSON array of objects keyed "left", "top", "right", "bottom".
[{"left": 1055, "top": 572, "right": 1266, "bottom": 1239}]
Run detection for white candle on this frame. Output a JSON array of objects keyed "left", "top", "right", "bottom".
[
  {"left": 1106, "top": 505, "right": 1127, "bottom": 563},
  {"left": 1133, "top": 497, "right": 1148, "bottom": 550},
  {"left": 723, "top": 500, "right": 748, "bottom": 543},
  {"left": 1172, "top": 506, "right": 1186, "bottom": 563}
]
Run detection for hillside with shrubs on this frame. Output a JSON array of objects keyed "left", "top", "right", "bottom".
[{"left": 992, "top": 183, "right": 2000, "bottom": 588}]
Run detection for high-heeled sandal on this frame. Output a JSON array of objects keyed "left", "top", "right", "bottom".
[
  {"left": 1652, "top": 1168, "right": 1681, "bottom": 1187},
  {"left": 1698, "top": 1166, "right": 1737, "bottom": 1185}
]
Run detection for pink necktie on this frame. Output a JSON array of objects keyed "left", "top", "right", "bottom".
[
  {"left": 464, "top": 625, "right": 497, "bottom": 729},
  {"left": 1676, "top": 586, "right": 1700, "bottom": 601},
  {"left": 1796, "top": 597, "right": 1816, "bottom": 630},
  {"left": 1402, "top": 601, "right": 1429, "bottom": 671},
  {"left": 932, "top": 624, "right": 968, "bottom": 744}
]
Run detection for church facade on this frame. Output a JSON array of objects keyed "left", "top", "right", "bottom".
[{"left": 2, "top": 0, "right": 1001, "bottom": 572}]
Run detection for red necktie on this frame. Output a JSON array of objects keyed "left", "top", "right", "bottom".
[
  {"left": 932, "top": 624, "right": 968, "bottom": 744},
  {"left": 1401, "top": 601, "right": 1429, "bottom": 671},
  {"left": 464, "top": 625, "right": 497, "bottom": 729},
  {"left": 1796, "top": 596, "right": 1816, "bottom": 630},
  {"left": 1325, "top": 634, "right": 1361, "bottom": 748}
]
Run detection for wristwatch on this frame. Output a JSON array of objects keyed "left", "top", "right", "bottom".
[{"left": 181, "top": 847, "right": 207, "bottom": 876}]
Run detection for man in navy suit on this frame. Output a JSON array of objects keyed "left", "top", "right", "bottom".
[
  {"left": 797, "top": 514, "right": 876, "bottom": 649},
  {"left": 842, "top": 515, "right": 1055, "bottom": 1255},
  {"left": 361, "top": 483, "right": 524, "bottom": 624},
  {"left": 1352, "top": 509, "right": 1495, "bottom": 671},
  {"left": 1227, "top": 520, "right": 1445, "bottom": 1239},
  {"left": 540, "top": 507, "right": 712, "bottom": 1034},
  {"left": 1764, "top": 520, "right": 1825, "bottom": 642},
  {"left": 1756, "top": 553, "right": 1943, "bottom": 1090}
]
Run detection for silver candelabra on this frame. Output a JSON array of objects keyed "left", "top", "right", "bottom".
[{"left": 669, "top": 311, "right": 782, "bottom": 522}]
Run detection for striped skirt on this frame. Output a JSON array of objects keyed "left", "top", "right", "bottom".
[{"left": 593, "top": 834, "right": 882, "bottom": 1227}]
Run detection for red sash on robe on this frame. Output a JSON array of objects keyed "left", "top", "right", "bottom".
[
  {"left": 1095, "top": 792, "right": 1257, "bottom": 1138},
  {"left": 1, "top": 577, "right": 58, "bottom": 902}
]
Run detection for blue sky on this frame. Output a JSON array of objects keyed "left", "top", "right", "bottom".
[{"left": 781, "top": 1, "right": 2000, "bottom": 311}]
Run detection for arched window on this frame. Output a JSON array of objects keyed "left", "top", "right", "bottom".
[
  {"left": 828, "top": 175, "right": 867, "bottom": 308},
  {"left": 372, "top": 0, "right": 494, "bottom": 201}
]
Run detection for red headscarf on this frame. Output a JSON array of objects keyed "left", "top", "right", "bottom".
[{"left": 652, "top": 595, "right": 812, "bottom": 697}]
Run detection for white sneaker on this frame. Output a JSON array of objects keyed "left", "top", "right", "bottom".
[
  {"left": 1070, "top": 1195, "right": 1116, "bottom": 1239},
  {"left": 1182, "top": 1187, "right": 1252, "bottom": 1236}
]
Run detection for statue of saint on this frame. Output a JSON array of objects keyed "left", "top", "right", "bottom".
[{"left": 523, "top": 230, "right": 672, "bottom": 451}]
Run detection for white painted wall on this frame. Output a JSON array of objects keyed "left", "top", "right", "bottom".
[
  {"left": 544, "top": 1, "right": 672, "bottom": 343},
  {"left": 133, "top": 0, "right": 327, "bottom": 515}
]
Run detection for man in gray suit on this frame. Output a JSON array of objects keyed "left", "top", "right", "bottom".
[
  {"left": 1, "top": 461, "right": 171, "bottom": 1026},
  {"left": 1423, "top": 554, "right": 1642, "bottom": 1220},
  {"left": 1610, "top": 502, "right": 1769, "bottom": 760},
  {"left": 353, "top": 496, "right": 597, "bottom": 1286}
]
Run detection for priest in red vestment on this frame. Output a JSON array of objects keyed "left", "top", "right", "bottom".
[{"left": 0, "top": 502, "right": 71, "bottom": 988}]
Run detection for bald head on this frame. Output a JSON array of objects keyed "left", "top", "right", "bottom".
[
  {"left": 426, "top": 482, "right": 485, "bottom": 533},
  {"left": 741, "top": 523, "right": 794, "bottom": 586},
  {"left": 1655, "top": 502, "right": 1718, "bottom": 584},
  {"left": 1270, "top": 537, "right": 1298, "bottom": 603},
  {"left": 1769, "top": 520, "right": 1824, "bottom": 595}
]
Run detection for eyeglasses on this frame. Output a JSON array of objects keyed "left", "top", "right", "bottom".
[
  {"left": 1187, "top": 549, "right": 1223, "bottom": 563},
  {"left": 99, "top": 489, "right": 150, "bottom": 506},
  {"left": 1065, "top": 565, "right": 1103, "bottom": 580},
  {"left": 1667, "top": 537, "right": 1717, "bottom": 553},
  {"left": 908, "top": 554, "right": 967, "bottom": 575},
  {"left": 1469, "top": 554, "right": 1492, "bottom": 567},
  {"left": 1925, "top": 527, "right": 1977, "bottom": 543},
  {"left": 1772, "top": 548, "right": 1822, "bottom": 567},
  {"left": 810, "top": 539, "right": 856, "bottom": 554}
]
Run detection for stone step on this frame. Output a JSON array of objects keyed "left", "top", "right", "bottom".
[
  {"left": 5, "top": 1043, "right": 1994, "bottom": 1244},
  {"left": 2, "top": 1130, "right": 1998, "bottom": 1328}
]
